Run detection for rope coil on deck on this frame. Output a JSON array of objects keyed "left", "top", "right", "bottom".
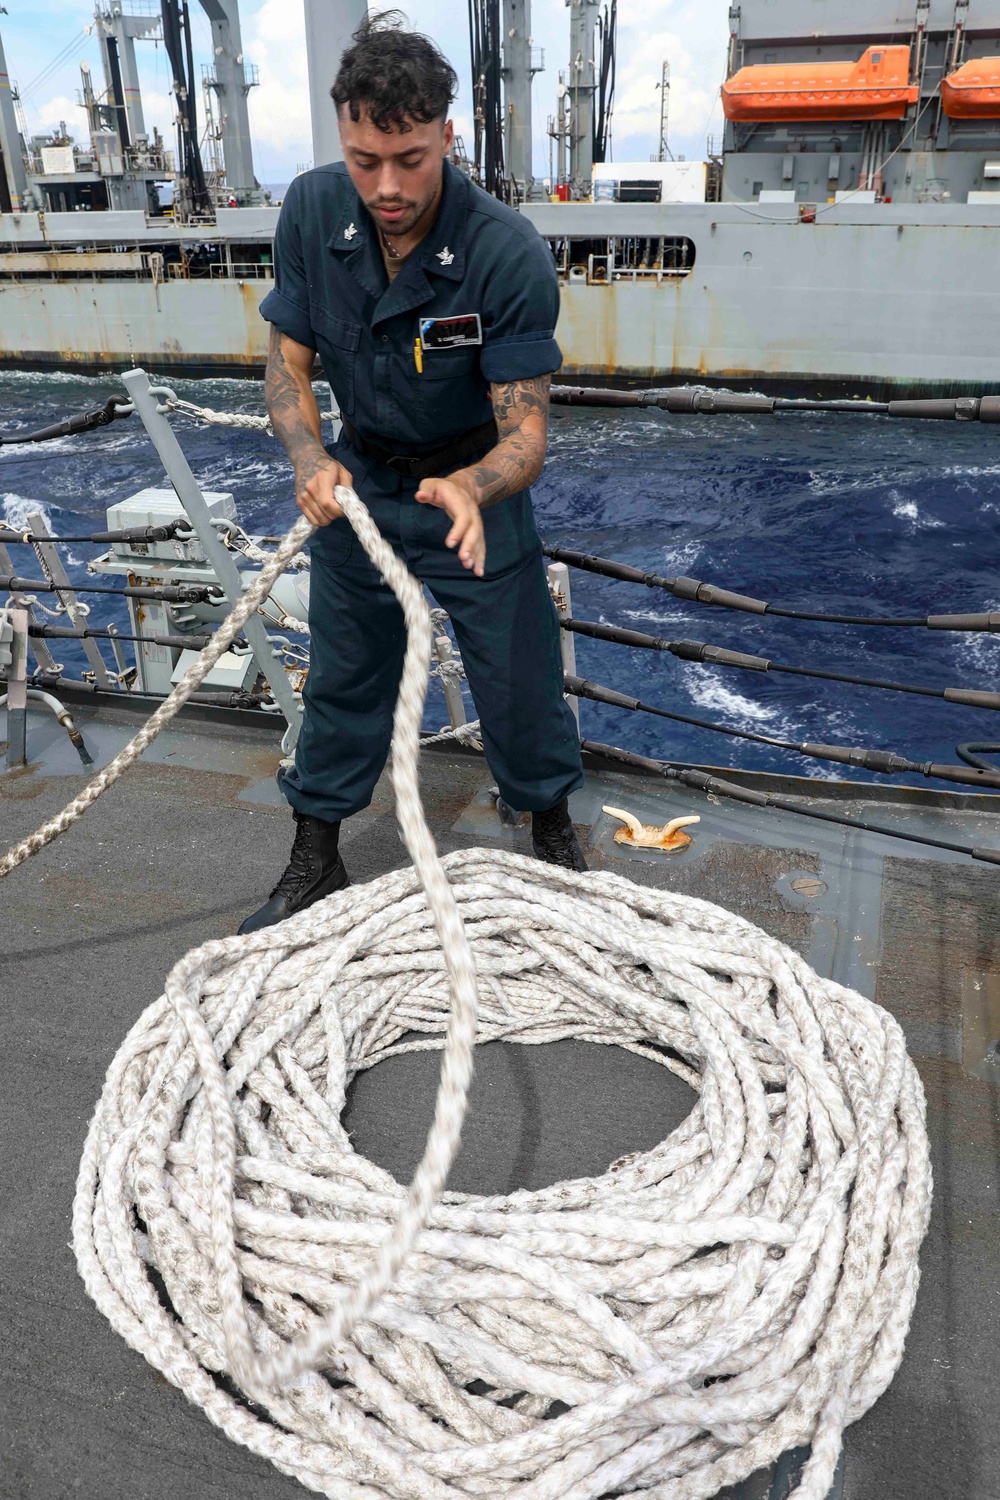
[{"left": 3, "top": 490, "right": 931, "bottom": 1499}]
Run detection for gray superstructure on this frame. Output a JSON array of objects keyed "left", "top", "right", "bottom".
[
  {"left": 718, "top": 0, "right": 1000, "bottom": 208},
  {"left": 519, "top": 0, "right": 1000, "bottom": 393},
  {"left": 4, "top": 0, "right": 1000, "bottom": 393}
]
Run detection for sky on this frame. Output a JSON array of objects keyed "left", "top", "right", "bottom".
[{"left": 0, "top": 0, "right": 731, "bottom": 186}]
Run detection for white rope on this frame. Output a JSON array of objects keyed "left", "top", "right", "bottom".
[
  {"left": 263, "top": 607, "right": 310, "bottom": 635},
  {"left": 228, "top": 521, "right": 310, "bottom": 575},
  {"left": 421, "top": 718, "right": 484, "bottom": 750},
  {"left": 431, "top": 656, "right": 467, "bottom": 682},
  {"left": 165, "top": 396, "right": 274, "bottom": 434},
  {"left": 0, "top": 512, "right": 313, "bottom": 878},
  {"left": 3, "top": 492, "right": 931, "bottom": 1500}
]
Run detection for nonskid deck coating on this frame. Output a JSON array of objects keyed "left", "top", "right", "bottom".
[{"left": 2, "top": 699, "right": 998, "bottom": 1500}]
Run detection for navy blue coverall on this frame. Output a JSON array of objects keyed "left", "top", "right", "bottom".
[{"left": 259, "top": 159, "right": 583, "bottom": 823}]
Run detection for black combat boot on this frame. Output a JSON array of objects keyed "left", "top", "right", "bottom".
[
  {"left": 531, "top": 797, "right": 588, "bottom": 872},
  {"left": 238, "top": 810, "right": 350, "bottom": 935}
]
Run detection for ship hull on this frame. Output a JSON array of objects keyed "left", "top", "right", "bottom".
[
  {"left": 0, "top": 277, "right": 270, "bottom": 379},
  {"left": 525, "top": 201, "right": 1000, "bottom": 398},
  {"left": 3, "top": 203, "right": 1000, "bottom": 395}
]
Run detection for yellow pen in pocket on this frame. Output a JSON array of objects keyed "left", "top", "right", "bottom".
[{"left": 414, "top": 336, "right": 423, "bottom": 374}]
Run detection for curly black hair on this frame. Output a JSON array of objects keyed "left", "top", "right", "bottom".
[{"left": 332, "top": 11, "right": 458, "bottom": 132}]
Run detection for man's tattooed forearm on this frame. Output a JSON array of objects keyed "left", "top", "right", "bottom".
[
  {"left": 459, "top": 374, "right": 550, "bottom": 507},
  {"left": 264, "top": 326, "right": 328, "bottom": 479},
  {"left": 490, "top": 374, "right": 550, "bottom": 431}
]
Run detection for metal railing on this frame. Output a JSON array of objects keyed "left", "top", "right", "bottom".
[{"left": 209, "top": 261, "right": 273, "bottom": 279}]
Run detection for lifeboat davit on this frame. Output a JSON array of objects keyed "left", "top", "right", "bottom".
[
  {"left": 942, "top": 57, "right": 1000, "bottom": 118},
  {"left": 722, "top": 45, "right": 918, "bottom": 123}
]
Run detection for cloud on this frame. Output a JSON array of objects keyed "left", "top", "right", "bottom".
[
  {"left": 609, "top": 3, "right": 729, "bottom": 162},
  {"left": 134, "top": 90, "right": 177, "bottom": 146},
  {"left": 245, "top": 0, "right": 311, "bottom": 169},
  {"left": 610, "top": 31, "right": 718, "bottom": 161},
  {"left": 243, "top": 0, "right": 477, "bottom": 179},
  {"left": 28, "top": 93, "right": 89, "bottom": 141}
]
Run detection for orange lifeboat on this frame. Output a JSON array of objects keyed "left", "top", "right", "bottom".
[
  {"left": 722, "top": 45, "right": 917, "bottom": 123},
  {"left": 942, "top": 57, "right": 1000, "bottom": 118}
]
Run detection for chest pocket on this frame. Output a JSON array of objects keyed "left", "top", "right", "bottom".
[
  {"left": 420, "top": 347, "right": 481, "bottom": 381},
  {"left": 310, "top": 306, "right": 361, "bottom": 417},
  {"left": 417, "top": 345, "right": 486, "bottom": 434}
]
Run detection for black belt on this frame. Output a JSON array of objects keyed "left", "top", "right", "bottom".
[{"left": 340, "top": 415, "right": 498, "bottom": 481}]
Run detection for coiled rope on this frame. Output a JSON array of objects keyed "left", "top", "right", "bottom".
[{"left": 3, "top": 491, "right": 931, "bottom": 1500}]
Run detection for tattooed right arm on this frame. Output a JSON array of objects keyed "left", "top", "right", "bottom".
[{"left": 265, "top": 325, "right": 352, "bottom": 526}]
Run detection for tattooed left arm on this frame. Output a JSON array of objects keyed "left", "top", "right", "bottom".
[
  {"left": 456, "top": 373, "right": 551, "bottom": 506},
  {"left": 414, "top": 375, "right": 551, "bottom": 576}
]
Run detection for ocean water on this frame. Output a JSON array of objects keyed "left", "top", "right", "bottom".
[{"left": 3, "top": 368, "right": 1000, "bottom": 790}]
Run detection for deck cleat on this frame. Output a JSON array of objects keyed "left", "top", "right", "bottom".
[{"left": 602, "top": 805, "right": 700, "bottom": 853}]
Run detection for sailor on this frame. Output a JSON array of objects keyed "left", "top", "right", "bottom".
[{"left": 239, "top": 12, "right": 585, "bottom": 934}]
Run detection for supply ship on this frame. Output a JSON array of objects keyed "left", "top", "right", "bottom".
[{"left": 5, "top": 0, "right": 1000, "bottom": 392}]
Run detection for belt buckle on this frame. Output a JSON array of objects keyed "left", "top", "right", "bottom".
[{"left": 388, "top": 454, "right": 419, "bottom": 478}]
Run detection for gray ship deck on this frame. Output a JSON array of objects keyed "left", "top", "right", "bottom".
[{"left": 2, "top": 693, "right": 999, "bottom": 1500}]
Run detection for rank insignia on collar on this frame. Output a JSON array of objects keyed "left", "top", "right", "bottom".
[
  {"left": 344, "top": 222, "right": 358, "bottom": 240},
  {"left": 436, "top": 245, "right": 455, "bottom": 265}
]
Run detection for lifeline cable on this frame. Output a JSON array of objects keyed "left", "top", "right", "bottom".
[
  {"left": 0, "top": 396, "right": 133, "bottom": 446},
  {"left": 10, "top": 670, "right": 271, "bottom": 712},
  {"left": 567, "top": 674, "right": 1000, "bottom": 792},
  {"left": 0, "top": 521, "right": 192, "bottom": 547},
  {"left": 562, "top": 617, "right": 1000, "bottom": 712},
  {"left": 1, "top": 572, "right": 224, "bottom": 605},
  {"left": 3, "top": 488, "right": 932, "bottom": 1500},
  {"left": 543, "top": 545, "right": 1000, "bottom": 633},
  {"left": 28, "top": 623, "right": 217, "bottom": 651},
  {"left": 549, "top": 385, "right": 1000, "bottom": 424}
]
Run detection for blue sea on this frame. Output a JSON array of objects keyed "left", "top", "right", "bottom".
[{"left": 3, "top": 369, "right": 1000, "bottom": 790}]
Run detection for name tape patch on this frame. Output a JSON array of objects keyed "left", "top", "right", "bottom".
[{"left": 420, "top": 314, "right": 483, "bottom": 350}]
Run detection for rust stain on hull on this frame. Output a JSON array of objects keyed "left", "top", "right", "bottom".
[{"left": 0, "top": 349, "right": 267, "bottom": 377}]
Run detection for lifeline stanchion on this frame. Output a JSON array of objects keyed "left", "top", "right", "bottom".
[
  {"left": 2, "top": 487, "right": 931, "bottom": 1500},
  {"left": 3, "top": 605, "right": 28, "bottom": 770},
  {"left": 0, "top": 514, "right": 311, "bottom": 880}
]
